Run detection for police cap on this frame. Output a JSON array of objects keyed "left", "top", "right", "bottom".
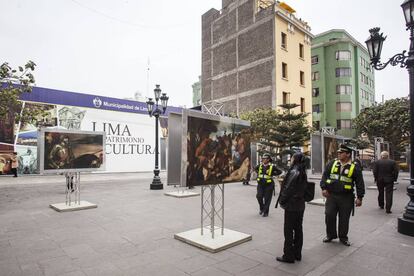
[
  {"left": 262, "top": 153, "right": 272, "bottom": 161},
  {"left": 337, "top": 144, "right": 353, "bottom": 154}
]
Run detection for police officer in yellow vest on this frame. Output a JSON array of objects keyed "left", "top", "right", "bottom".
[
  {"left": 320, "top": 144, "right": 365, "bottom": 246},
  {"left": 255, "top": 153, "right": 282, "bottom": 217}
]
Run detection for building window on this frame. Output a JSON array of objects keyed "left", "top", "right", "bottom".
[
  {"left": 300, "top": 98, "right": 305, "bottom": 112},
  {"left": 304, "top": 34, "right": 311, "bottom": 45},
  {"left": 282, "top": 62, "right": 288, "bottom": 79},
  {"left": 299, "top": 43, "right": 304, "bottom": 58},
  {"left": 335, "top": 50, "right": 351, "bottom": 60},
  {"left": 311, "top": 71, "right": 319, "bottom": 81},
  {"left": 336, "top": 85, "right": 352, "bottom": 95},
  {"left": 335, "top": 67, "right": 351, "bottom": 77},
  {"left": 312, "top": 88, "right": 320, "bottom": 97},
  {"left": 283, "top": 92, "right": 289, "bottom": 104},
  {"left": 281, "top": 32, "right": 287, "bottom": 49},
  {"left": 288, "top": 23, "right": 295, "bottom": 33},
  {"left": 314, "top": 121, "right": 320, "bottom": 130},
  {"left": 337, "top": 119, "right": 352, "bottom": 129},
  {"left": 300, "top": 71, "right": 305, "bottom": 86},
  {"left": 336, "top": 102, "right": 352, "bottom": 112},
  {"left": 311, "top": 55, "right": 319, "bottom": 65},
  {"left": 312, "top": 104, "right": 321, "bottom": 113}
]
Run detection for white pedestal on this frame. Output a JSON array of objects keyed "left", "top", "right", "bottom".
[
  {"left": 308, "top": 198, "right": 326, "bottom": 206},
  {"left": 50, "top": 201, "right": 97, "bottom": 212},
  {"left": 164, "top": 190, "right": 200, "bottom": 198},
  {"left": 367, "top": 185, "right": 396, "bottom": 190},
  {"left": 174, "top": 227, "right": 252, "bottom": 253}
]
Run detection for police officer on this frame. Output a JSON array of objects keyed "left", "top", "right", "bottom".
[
  {"left": 320, "top": 144, "right": 365, "bottom": 246},
  {"left": 255, "top": 153, "right": 282, "bottom": 217}
]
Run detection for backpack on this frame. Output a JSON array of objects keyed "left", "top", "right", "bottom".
[{"left": 304, "top": 181, "right": 315, "bottom": 202}]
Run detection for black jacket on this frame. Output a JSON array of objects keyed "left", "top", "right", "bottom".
[
  {"left": 373, "top": 159, "right": 399, "bottom": 183},
  {"left": 279, "top": 166, "right": 307, "bottom": 212},
  {"left": 320, "top": 159, "right": 365, "bottom": 199}
]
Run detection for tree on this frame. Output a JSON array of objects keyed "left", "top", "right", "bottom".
[
  {"left": 0, "top": 61, "right": 47, "bottom": 125},
  {"left": 239, "top": 104, "right": 310, "bottom": 169},
  {"left": 239, "top": 108, "right": 280, "bottom": 159},
  {"left": 271, "top": 103, "right": 310, "bottom": 167},
  {"left": 352, "top": 97, "right": 410, "bottom": 156}
]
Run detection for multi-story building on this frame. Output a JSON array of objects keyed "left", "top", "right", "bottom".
[
  {"left": 201, "top": 0, "right": 313, "bottom": 124},
  {"left": 311, "top": 29, "right": 375, "bottom": 138},
  {"left": 192, "top": 76, "right": 201, "bottom": 107}
]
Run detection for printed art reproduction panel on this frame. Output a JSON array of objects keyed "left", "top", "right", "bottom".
[{"left": 186, "top": 115, "right": 251, "bottom": 186}]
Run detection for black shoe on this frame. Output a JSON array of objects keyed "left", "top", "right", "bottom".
[
  {"left": 386, "top": 210, "right": 392, "bottom": 214},
  {"left": 276, "top": 256, "right": 294, "bottom": 263},
  {"left": 295, "top": 255, "right": 302, "bottom": 261},
  {"left": 379, "top": 206, "right": 384, "bottom": 209},
  {"left": 340, "top": 240, "right": 351, "bottom": 246},
  {"left": 262, "top": 213, "right": 268, "bottom": 217},
  {"left": 323, "top": 237, "right": 334, "bottom": 243},
  {"left": 259, "top": 210, "right": 263, "bottom": 215}
]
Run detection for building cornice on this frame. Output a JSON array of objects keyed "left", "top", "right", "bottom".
[{"left": 312, "top": 29, "right": 369, "bottom": 55}]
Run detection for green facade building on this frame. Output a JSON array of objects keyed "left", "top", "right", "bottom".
[{"left": 311, "top": 29, "right": 375, "bottom": 138}]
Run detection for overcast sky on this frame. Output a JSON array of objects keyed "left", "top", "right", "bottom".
[{"left": 0, "top": 0, "right": 409, "bottom": 107}]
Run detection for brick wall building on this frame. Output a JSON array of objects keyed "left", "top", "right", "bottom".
[{"left": 202, "top": 0, "right": 313, "bottom": 123}]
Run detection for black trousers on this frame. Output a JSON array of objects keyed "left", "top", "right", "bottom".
[
  {"left": 256, "top": 182, "right": 274, "bottom": 215},
  {"left": 325, "top": 193, "right": 353, "bottom": 241},
  {"left": 283, "top": 210, "right": 304, "bottom": 261},
  {"left": 377, "top": 181, "right": 394, "bottom": 211},
  {"left": 11, "top": 168, "right": 17, "bottom": 177}
]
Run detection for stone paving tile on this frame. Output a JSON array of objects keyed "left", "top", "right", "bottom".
[
  {"left": 239, "top": 263, "right": 296, "bottom": 276},
  {"left": 0, "top": 257, "right": 21, "bottom": 276},
  {"left": 82, "top": 262, "right": 123, "bottom": 276},
  {"left": 191, "top": 266, "right": 234, "bottom": 276},
  {"left": 213, "top": 254, "right": 261, "bottom": 275},
  {"left": 0, "top": 172, "right": 413, "bottom": 276},
  {"left": 172, "top": 254, "right": 219, "bottom": 274},
  {"left": 37, "top": 255, "right": 79, "bottom": 276},
  {"left": 123, "top": 262, "right": 189, "bottom": 276}
]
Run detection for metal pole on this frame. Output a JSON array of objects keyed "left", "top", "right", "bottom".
[
  {"left": 150, "top": 111, "right": 163, "bottom": 190},
  {"left": 221, "top": 183, "right": 224, "bottom": 235},
  {"left": 211, "top": 185, "right": 215, "bottom": 239},
  {"left": 201, "top": 185, "right": 204, "bottom": 235},
  {"left": 398, "top": 24, "right": 414, "bottom": 236}
]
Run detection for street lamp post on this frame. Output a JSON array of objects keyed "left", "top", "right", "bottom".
[
  {"left": 365, "top": 0, "right": 414, "bottom": 236},
  {"left": 146, "top": 84, "right": 169, "bottom": 190}
]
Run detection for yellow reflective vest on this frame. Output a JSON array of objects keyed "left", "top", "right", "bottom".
[
  {"left": 325, "top": 160, "right": 356, "bottom": 192},
  {"left": 257, "top": 164, "right": 274, "bottom": 184}
]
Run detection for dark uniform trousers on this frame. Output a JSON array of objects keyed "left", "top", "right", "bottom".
[
  {"left": 256, "top": 182, "right": 274, "bottom": 215},
  {"left": 325, "top": 193, "right": 354, "bottom": 241},
  {"left": 377, "top": 180, "right": 393, "bottom": 211},
  {"left": 283, "top": 210, "right": 304, "bottom": 261}
]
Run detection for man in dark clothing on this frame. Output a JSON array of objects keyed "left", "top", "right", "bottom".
[
  {"left": 373, "top": 151, "right": 399, "bottom": 213},
  {"left": 320, "top": 144, "right": 365, "bottom": 246},
  {"left": 276, "top": 152, "right": 308, "bottom": 263},
  {"left": 255, "top": 153, "right": 282, "bottom": 217}
]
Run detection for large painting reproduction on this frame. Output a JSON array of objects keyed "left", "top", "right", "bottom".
[
  {"left": 185, "top": 111, "right": 251, "bottom": 186},
  {"left": 39, "top": 129, "right": 106, "bottom": 173}
]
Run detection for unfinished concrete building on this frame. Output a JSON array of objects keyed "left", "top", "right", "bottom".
[{"left": 202, "top": 0, "right": 313, "bottom": 120}]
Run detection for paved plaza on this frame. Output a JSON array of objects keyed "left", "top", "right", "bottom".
[{"left": 0, "top": 171, "right": 413, "bottom": 276}]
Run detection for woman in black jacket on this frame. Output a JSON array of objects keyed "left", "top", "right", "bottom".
[{"left": 276, "top": 152, "right": 308, "bottom": 263}]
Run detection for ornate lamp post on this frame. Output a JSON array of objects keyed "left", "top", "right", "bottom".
[
  {"left": 146, "top": 84, "right": 169, "bottom": 190},
  {"left": 365, "top": 0, "right": 414, "bottom": 236}
]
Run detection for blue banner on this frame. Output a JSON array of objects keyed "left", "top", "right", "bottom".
[{"left": 20, "top": 86, "right": 182, "bottom": 115}]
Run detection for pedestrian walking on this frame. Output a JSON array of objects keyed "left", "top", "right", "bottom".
[
  {"left": 320, "top": 144, "right": 365, "bottom": 246},
  {"left": 276, "top": 152, "right": 307, "bottom": 263},
  {"left": 11, "top": 152, "right": 18, "bottom": 177},
  {"left": 373, "top": 151, "right": 399, "bottom": 214},
  {"left": 255, "top": 153, "right": 282, "bottom": 217}
]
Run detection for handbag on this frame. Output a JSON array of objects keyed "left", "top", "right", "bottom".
[{"left": 304, "top": 181, "right": 315, "bottom": 202}]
